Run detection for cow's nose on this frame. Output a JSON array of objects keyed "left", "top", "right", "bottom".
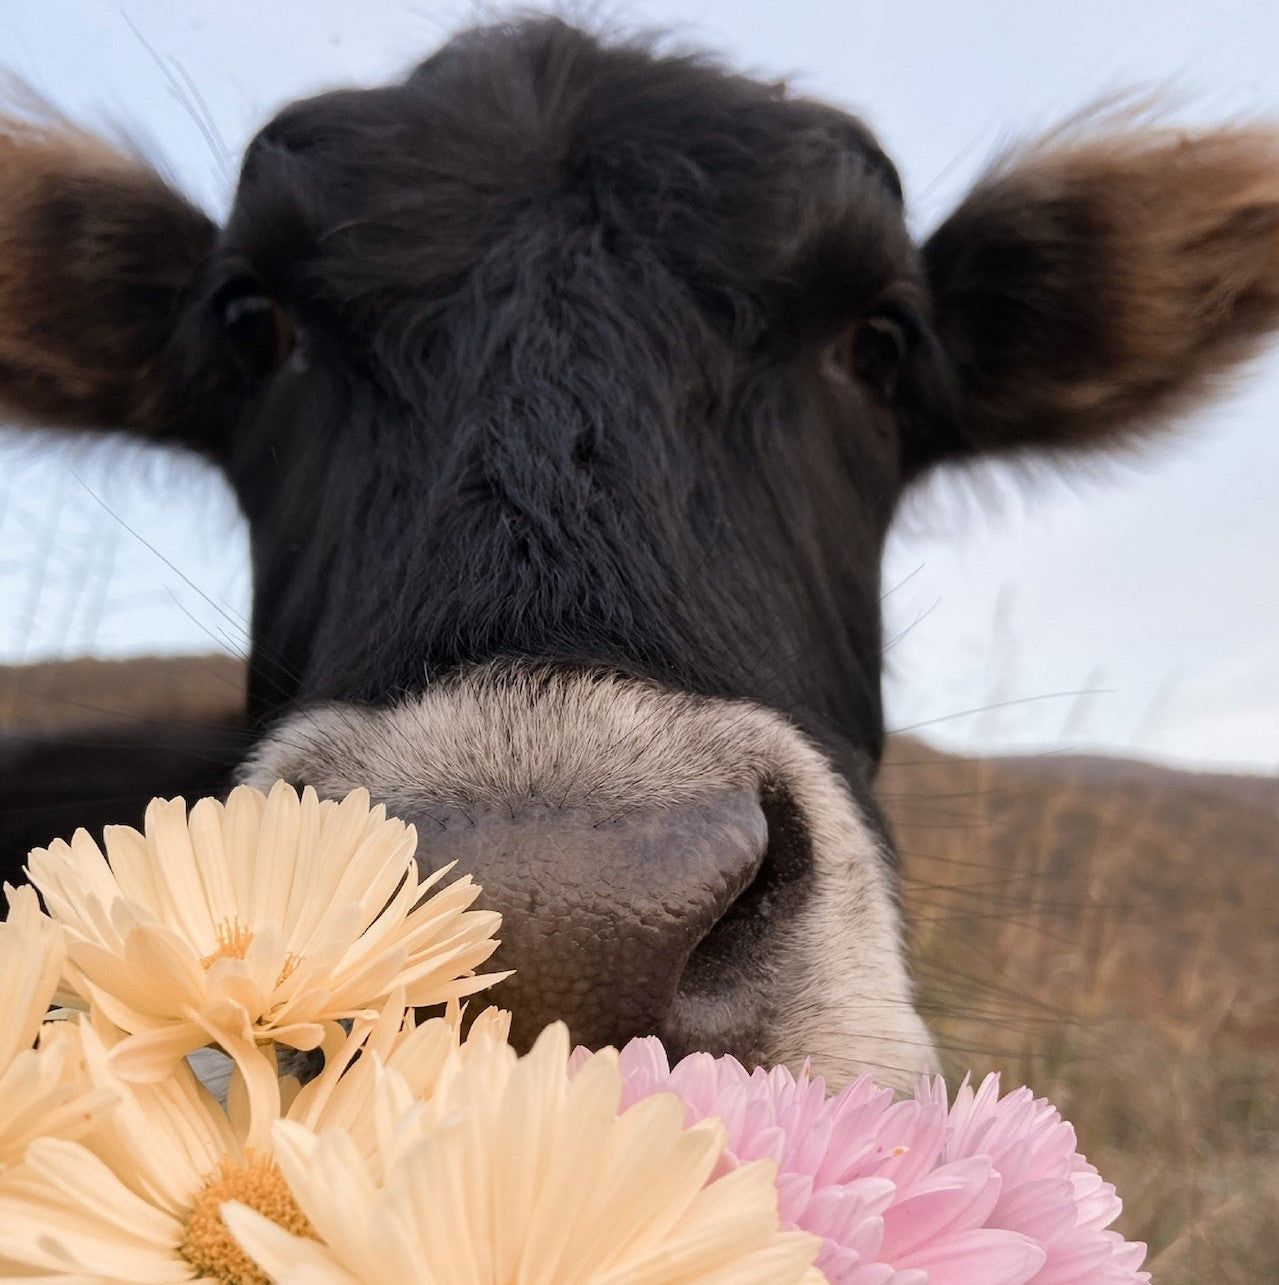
[{"left": 406, "top": 790, "right": 768, "bottom": 1050}]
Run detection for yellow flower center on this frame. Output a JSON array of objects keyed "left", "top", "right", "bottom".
[
  {"left": 180, "top": 1150, "right": 316, "bottom": 1285},
  {"left": 201, "top": 920, "right": 256, "bottom": 968}
]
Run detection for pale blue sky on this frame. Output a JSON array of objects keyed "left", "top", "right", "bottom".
[{"left": 1, "top": 0, "right": 1277, "bottom": 771}]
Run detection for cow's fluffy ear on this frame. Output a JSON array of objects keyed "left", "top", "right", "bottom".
[
  {"left": 913, "top": 122, "right": 1279, "bottom": 470},
  {"left": 0, "top": 104, "right": 216, "bottom": 438}
]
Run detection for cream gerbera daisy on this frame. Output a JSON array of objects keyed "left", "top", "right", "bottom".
[
  {"left": 284, "top": 995, "right": 512, "bottom": 1146},
  {"left": 0, "top": 1000, "right": 499, "bottom": 1283},
  {"left": 0, "top": 885, "right": 113, "bottom": 1175},
  {"left": 26, "top": 782, "right": 505, "bottom": 1122},
  {"left": 0, "top": 1019, "right": 302, "bottom": 1284},
  {"left": 225, "top": 1022, "right": 825, "bottom": 1285}
]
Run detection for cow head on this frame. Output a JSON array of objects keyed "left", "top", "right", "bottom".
[{"left": 2, "top": 20, "right": 1278, "bottom": 1086}]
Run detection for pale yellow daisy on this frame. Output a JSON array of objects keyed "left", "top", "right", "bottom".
[
  {"left": 226, "top": 1022, "right": 826, "bottom": 1285},
  {"left": 0, "top": 885, "right": 112, "bottom": 1175},
  {"left": 26, "top": 782, "right": 505, "bottom": 1122},
  {"left": 0, "top": 1001, "right": 501, "bottom": 1283}
]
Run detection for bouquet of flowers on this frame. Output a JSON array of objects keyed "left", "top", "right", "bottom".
[{"left": 0, "top": 782, "right": 1149, "bottom": 1283}]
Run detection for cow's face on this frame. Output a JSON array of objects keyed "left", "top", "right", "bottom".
[
  {"left": 219, "top": 29, "right": 920, "bottom": 743},
  {"left": 3, "top": 20, "right": 1278, "bottom": 1086},
  {"left": 218, "top": 24, "right": 934, "bottom": 1076}
]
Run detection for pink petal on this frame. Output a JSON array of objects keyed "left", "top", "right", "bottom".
[{"left": 898, "top": 1228, "right": 1047, "bottom": 1285}]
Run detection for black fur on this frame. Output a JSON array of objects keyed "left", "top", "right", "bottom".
[{"left": 0, "top": 720, "right": 247, "bottom": 871}]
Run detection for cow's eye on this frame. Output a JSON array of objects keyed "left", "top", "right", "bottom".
[
  {"left": 829, "top": 309, "right": 912, "bottom": 402},
  {"left": 849, "top": 311, "right": 909, "bottom": 400},
  {"left": 219, "top": 285, "right": 294, "bottom": 379}
]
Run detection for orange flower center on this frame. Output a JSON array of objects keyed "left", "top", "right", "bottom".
[
  {"left": 200, "top": 920, "right": 299, "bottom": 984},
  {"left": 180, "top": 1150, "right": 316, "bottom": 1284},
  {"left": 201, "top": 920, "right": 256, "bottom": 968}
]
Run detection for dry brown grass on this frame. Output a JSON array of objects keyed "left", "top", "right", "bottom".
[
  {"left": 0, "top": 653, "right": 244, "bottom": 728},
  {"left": 880, "top": 739, "right": 1279, "bottom": 1283},
  {"left": 4, "top": 655, "right": 1276, "bottom": 1278}
]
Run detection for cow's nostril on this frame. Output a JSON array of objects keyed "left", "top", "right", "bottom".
[
  {"left": 403, "top": 789, "right": 771, "bottom": 1053},
  {"left": 708, "top": 783, "right": 813, "bottom": 929},
  {"left": 665, "top": 784, "right": 814, "bottom": 1058}
]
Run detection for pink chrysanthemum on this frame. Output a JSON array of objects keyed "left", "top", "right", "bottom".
[
  {"left": 917, "top": 1074, "right": 1151, "bottom": 1284},
  {"left": 606, "top": 1039, "right": 1149, "bottom": 1285}
]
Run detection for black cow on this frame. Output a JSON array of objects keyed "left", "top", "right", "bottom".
[{"left": 2, "top": 19, "right": 1278, "bottom": 1085}]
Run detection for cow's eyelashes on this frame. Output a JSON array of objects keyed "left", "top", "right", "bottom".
[{"left": 217, "top": 284, "right": 295, "bottom": 380}]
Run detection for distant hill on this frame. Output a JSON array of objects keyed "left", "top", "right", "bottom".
[{"left": 0, "top": 653, "right": 245, "bottom": 728}]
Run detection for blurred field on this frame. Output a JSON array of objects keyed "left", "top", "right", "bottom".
[
  {"left": 3, "top": 654, "right": 1276, "bottom": 1280},
  {"left": 881, "top": 741, "right": 1279, "bottom": 1283},
  {"left": 0, "top": 653, "right": 246, "bottom": 728}
]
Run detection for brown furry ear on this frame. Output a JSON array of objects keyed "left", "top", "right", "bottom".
[
  {"left": 0, "top": 104, "right": 215, "bottom": 434},
  {"left": 917, "top": 123, "right": 1279, "bottom": 467}
]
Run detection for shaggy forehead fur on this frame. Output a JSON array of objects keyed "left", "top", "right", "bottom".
[
  {"left": 228, "top": 22, "right": 908, "bottom": 334},
  {"left": 245, "top": 663, "right": 935, "bottom": 1086}
]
